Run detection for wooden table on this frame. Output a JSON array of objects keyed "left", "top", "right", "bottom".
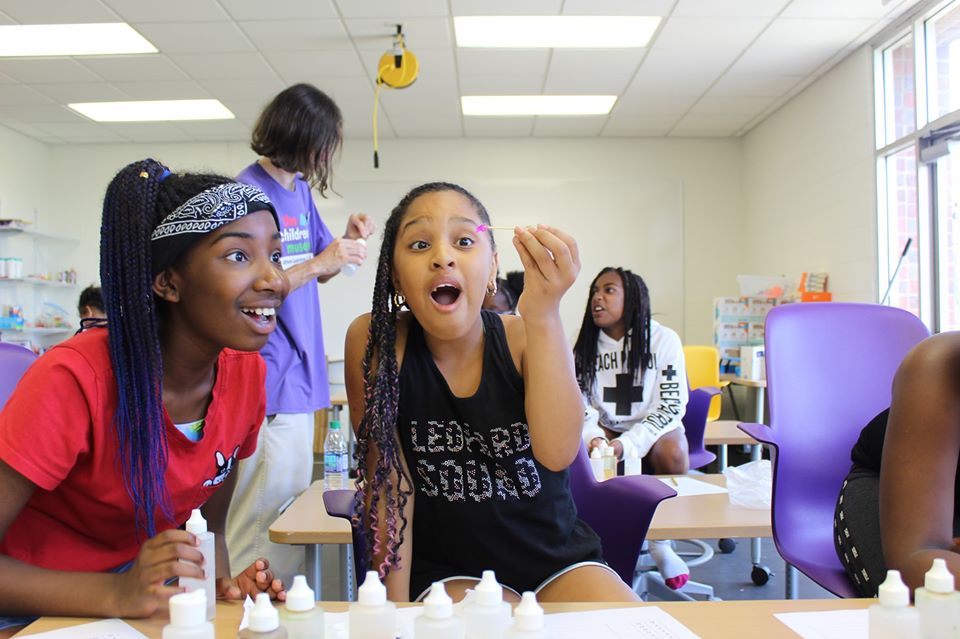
[
  {"left": 268, "top": 480, "right": 353, "bottom": 602},
  {"left": 329, "top": 390, "right": 347, "bottom": 421},
  {"left": 647, "top": 475, "right": 769, "bottom": 541},
  {"left": 13, "top": 598, "right": 875, "bottom": 639}
]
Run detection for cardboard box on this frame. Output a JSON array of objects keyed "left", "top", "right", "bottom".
[{"left": 741, "top": 345, "right": 766, "bottom": 381}]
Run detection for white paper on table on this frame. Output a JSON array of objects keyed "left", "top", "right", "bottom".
[
  {"left": 657, "top": 476, "right": 728, "bottom": 497},
  {"left": 774, "top": 609, "right": 868, "bottom": 639},
  {"left": 323, "top": 608, "right": 422, "bottom": 639},
  {"left": 543, "top": 606, "right": 700, "bottom": 639},
  {"left": 16, "top": 619, "right": 149, "bottom": 639}
]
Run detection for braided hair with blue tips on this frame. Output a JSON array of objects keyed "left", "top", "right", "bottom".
[
  {"left": 100, "top": 158, "right": 233, "bottom": 538},
  {"left": 353, "top": 182, "right": 495, "bottom": 576}
]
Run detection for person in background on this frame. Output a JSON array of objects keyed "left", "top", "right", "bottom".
[
  {"left": 0, "top": 158, "right": 287, "bottom": 633},
  {"left": 77, "top": 285, "right": 105, "bottom": 320},
  {"left": 573, "top": 267, "right": 691, "bottom": 590},
  {"left": 835, "top": 332, "right": 960, "bottom": 595},
  {"left": 226, "top": 83, "right": 375, "bottom": 585}
]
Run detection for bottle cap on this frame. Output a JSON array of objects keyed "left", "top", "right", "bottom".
[
  {"left": 423, "top": 582, "right": 453, "bottom": 619},
  {"left": 603, "top": 445, "right": 614, "bottom": 457},
  {"left": 924, "top": 558, "right": 956, "bottom": 593},
  {"left": 475, "top": 570, "right": 503, "bottom": 606},
  {"left": 590, "top": 448, "right": 601, "bottom": 459},
  {"left": 877, "top": 570, "right": 909, "bottom": 607},
  {"left": 358, "top": 570, "right": 387, "bottom": 606},
  {"left": 249, "top": 593, "right": 280, "bottom": 632},
  {"left": 285, "top": 575, "right": 316, "bottom": 612},
  {"left": 329, "top": 420, "right": 341, "bottom": 431},
  {"left": 169, "top": 590, "right": 206, "bottom": 627},
  {"left": 185, "top": 509, "right": 207, "bottom": 535},
  {"left": 512, "top": 592, "right": 544, "bottom": 631}
]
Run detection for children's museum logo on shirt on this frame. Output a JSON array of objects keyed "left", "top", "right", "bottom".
[{"left": 280, "top": 211, "right": 312, "bottom": 268}]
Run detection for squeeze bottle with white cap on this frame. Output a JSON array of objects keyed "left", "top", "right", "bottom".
[
  {"left": 163, "top": 590, "right": 214, "bottom": 639},
  {"left": 623, "top": 448, "right": 642, "bottom": 476},
  {"left": 915, "top": 558, "right": 960, "bottom": 639},
  {"left": 868, "top": 570, "right": 918, "bottom": 639},
  {"left": 463, "top": 571, "right": 511, "bottom": 639},
  {"left": 602, "top": 444, "right": 616, "bottom": 480},
  {"left": 589, "top": 448, "right": 604, "bottom": 482},
  {"left": 179, "top": 509, "right": 216, "bottom": 620},
  {"left": 505, "top": 592, "right": 549, "bottom": 639},
  {"left": 414, "top": 582, "right": 465, "bottom": 639},
  {"left": 280, "top": 575, "right": 323, "bottom": 639},
  {"left": 348, "top": 570, "right": 396, "bottom": 639},
  {"left": 340, "top": 238, "right": 366, "bottom": 276},
  {"left": 240, "top": 593, "right": 287, "bottom": 639}
]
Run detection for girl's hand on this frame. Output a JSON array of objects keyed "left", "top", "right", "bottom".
[
  {"left": 218, "top": 558, "right": 285, "bottom": 601},
  {"left": 112, "top": 529, "right": 203, "bottom": 617},
  {"left": 513, "top": 224, "right": 580, "bottom": 322},
  {"left": 345, "top": 213, "right": 376, "bottom": 240}
]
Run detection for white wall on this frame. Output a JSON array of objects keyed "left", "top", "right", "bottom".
[
  {"left": 37, "top": 137, "right": 745, "bottom": 355},
  {"left": 742, "top": 46, "right": 878, "bottom": 302}
]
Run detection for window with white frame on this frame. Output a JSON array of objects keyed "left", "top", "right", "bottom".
[{"left": 876, "top": 0, "right": 960, "bottom": 331}]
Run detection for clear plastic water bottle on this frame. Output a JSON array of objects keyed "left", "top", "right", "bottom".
[{"left": 324, "top": 420, "right": 349, "bottom": 490}]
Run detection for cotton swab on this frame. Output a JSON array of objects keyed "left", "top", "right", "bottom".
[{"left": 476, "top": 224, "right": 515, "bottom": 232}]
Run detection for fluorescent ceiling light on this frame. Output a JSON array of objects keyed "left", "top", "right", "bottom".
[
  {"left": 69, "top": 100, "right": 235, "bottom": 122},
  {"left": 0, "top": 23, "right": 157, "bottom": 57},
  {"left": 461, "top": 95, "right": 616, "bottom": 116},
  {"left": 454, "top": 16, "right": 660, "bottom": 48}
]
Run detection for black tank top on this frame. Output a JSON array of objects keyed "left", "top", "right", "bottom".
[{"left": 398, "top": 311, "right": 602, "bottom": 596}]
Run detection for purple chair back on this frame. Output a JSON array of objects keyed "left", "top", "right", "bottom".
[
  {"left": 745, "top": 302, "right": 929, "bottom": 597},
  {"left": 0, "top": 342, "right": 37, "bottom": 411},
  {"left": 569, "top": 443, "right": 676, "bottom": 584},
  {"left": 323, "top": 488, "right": 367, "bottom": 577},
  {"left": 683, "top": 386, "right": 719, "bottom": 470}
]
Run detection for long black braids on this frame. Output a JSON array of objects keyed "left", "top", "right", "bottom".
[
  {"left": 353, "top": 181, "right": 494, "bottom": 576},
  {"left": 573, "top": 267, "right": 652, "bottom": 397},
  {"left": 100, "top": 158, "right": 232, "bottom": 538}
]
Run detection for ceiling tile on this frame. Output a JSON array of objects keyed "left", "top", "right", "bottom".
[
  {"left": 463, "top": 117, "right": 534, "bottom": 137},
  {"left": 0, "top": 0, "right": 116, "bottom": 23},
  {"left": 451, "top": 0, "right": 562, "bottom": 16},
  {"left": 613, "top": 92, "right": 699, "bottom": 116},
  {"left": 79, "top": 55, "right": 190, "bottom": 82},
  {"left": 653, "top": 16, "right": 770, "bottom": 49},
  {"left": 220, "top": 0, "right": 338, "bottom": 20},
  {"left": 729, "top": 17, "right": 874, "bottom": 75},
  {"left": 216, "top": 98, "right": 270, "bottom": 122},
  {"left": 456, "top": 49, "right": 549, "bottom": 76},
  {"left": 532, "top": 116, "right": 606, "bottom": 137},
  {"left": 708, "top": 73, "right": 804, "bottom": 97},
  {"left": 561, "top": 0, "right": 674, "bottom": 15},
  {"left": 670, "top": 112, "right": 754, "bottom": 134},
  {"left": 104, "top": 121, "right": 195, "bottom": 142},
  {"left": 281, "top": 75, "right": 373, "bottom": 104},
  {"left": 200, "top": 76, "right": 287, "bottom": 101},
  {"left": 103, "top": 0, "right": 230, "bottom": 23},
  {"left": 627, "top": 65, "right": 719, "bottom": 98},
  {"left": 113, "top": 80, "right": 211, "bottom": 100},
  {"left": 782, "top": 0, "right": 892, "bottom": 19},
  {"left": 638, "top": 45, "right": 740, "bottom": 79},
  {"left": 673, "top": 0, "right": 791, "bottom": 17},
  {"left": 543, "top": 49, "right": 644, "bottom": 95},
  {"left": 0, "top": 119, "right": 63, "bottom": 143},
  {"left": 687, "top": 95, "right": 777, "bottom": 115},
  {"left": 131, "top": 21, "right": 254, "bottom": 54},
  {"left": 239, "top": 20, "right": 349, "bottom": 51},
  {"left": 32, "top": 121, "right": 128, "bottom": 142},
  {"left": 335, "top": 0, "right": 448, "bottom": 19},
  {"left": 0, "top": 103, "right": 88, "bottom": 122},
  {"left": 263, "top": 49, "right": 365, "bottom": 78},
  {"left": 347, "top": 17, "right": 452, "bottom": 50},
  {"left": 459, "top": 74, "right": 544, "bottom": 94},
  {"left": 0, "top": 84, "right": 55, "bottom": 105},
  {"left": 31, "top": 82, "right": 129, "bottom": 103},
  {"left": 0, "top": 59, "right": 102, "bottom": 84},
  {"left": 167, "top": 52, "right": 278, "bottom": 80},
  {"left": 602, "top": 113, "right": 678, "bottom": 136},
  {"left": 175, "top": 119, "right": 251, "bottom": 141}
]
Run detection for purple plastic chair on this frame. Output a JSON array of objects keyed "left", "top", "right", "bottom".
[
  {"left": 323, "top": 488, "right": 366, "bottom": 579},
  {"left": 683, "top": 386, "right": 720, "bottom": 470},
  {"left": 739, "top": 302, "right": 929, "bottom": 598},
  {"left": 0, "top": 342, "right": 38, "bottom": 410},
  {"left": 569, "top": 443, "right": 676, "bottom": 585}
]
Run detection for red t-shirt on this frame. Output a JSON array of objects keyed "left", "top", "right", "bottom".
[{"left": 0, "top": 329, "right": 265, "bottom": 571}]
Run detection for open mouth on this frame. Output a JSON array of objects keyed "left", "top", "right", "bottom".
[
  {"left": 593, "top": 305, "right": 605, "bottom": 313},
  {"left": 430, "top": 284, "right": 462, "bottom": 307},
  {"left": 241, "top": 306, "right": 277, "bottom": 327}
]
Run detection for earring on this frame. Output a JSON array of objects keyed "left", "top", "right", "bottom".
[
  {"left": 392, "top": 291, "right": 406, "bottom": 308},
  {"left": 487, "top": 281, "right": 498, "bottom": 297}
]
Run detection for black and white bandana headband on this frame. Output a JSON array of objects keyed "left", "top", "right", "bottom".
[{"left": 150, "top": 182, "right": 278, "bottom": 274}]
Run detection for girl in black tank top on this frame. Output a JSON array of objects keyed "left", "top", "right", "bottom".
[{"left": 345, "top": 182, "right": 637, "bottom": 602}]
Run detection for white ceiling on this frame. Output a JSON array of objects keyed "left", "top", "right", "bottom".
[{"left": 0, "top": 0, "right": 924, "bottom": 144}]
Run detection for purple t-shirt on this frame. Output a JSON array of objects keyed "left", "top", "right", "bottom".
[{"left": 236, "top": 162, "right": 334, "bottom": 414}]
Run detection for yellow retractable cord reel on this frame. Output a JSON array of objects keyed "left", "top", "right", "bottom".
[{"left": 373, "top": 25, "right": 419, "bottom": 168}]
